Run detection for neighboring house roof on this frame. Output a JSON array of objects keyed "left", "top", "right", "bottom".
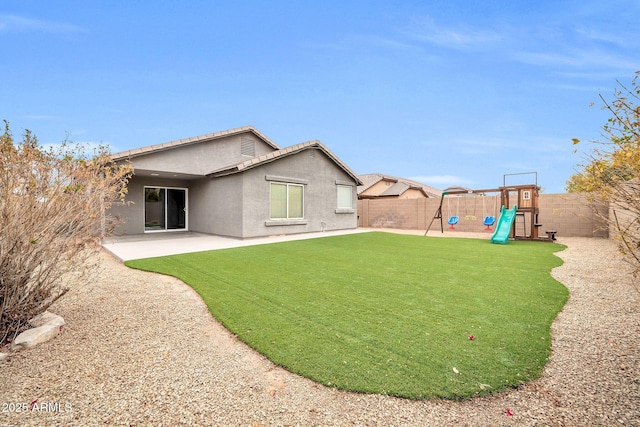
[
  {"left": 208, "top": 140, "right": 363, "bottom": 185},
  {"left": 111, "top": 126, "right": 279, "bottom": 161},
  {"left": 443, "top": 186, "right": 493, "bottom": 196},
  {"left": 357, "top": 173, "right": 441, "bottom": 198},
  {"left": 379, "top": 181, "right": 415, "bottom": 197},
  {"left": 443, "top": 186, "right": 471, "bottom": 193}
]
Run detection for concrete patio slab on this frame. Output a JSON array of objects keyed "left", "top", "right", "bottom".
[{"left": 103, "top": 229, "right": 371, "bottom": 261}]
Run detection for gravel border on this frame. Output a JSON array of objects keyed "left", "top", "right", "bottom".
[{"left": 1, "top": 234, "right": 639, "bottom": 426}]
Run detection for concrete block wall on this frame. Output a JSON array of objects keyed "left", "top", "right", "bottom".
[
  {"left": 608, "top": 189, "right": 640, "bottom": 242},
  {"left": 539, "top": 194, "right": 608, "bottom": 238},
  {"left": 358, "top": 193, "right": 610, "bottom": 238},
  {"left": 359, "top": 198, "right": 426, "bottom": 230}
]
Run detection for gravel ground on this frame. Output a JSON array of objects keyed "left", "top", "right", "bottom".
[{"left": 1, "top": 233, "right": 639, "bottom": 426}]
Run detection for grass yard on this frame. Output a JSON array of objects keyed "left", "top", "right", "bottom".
[{"left": 126, "top": 232, "right": 568, "bottom": 399}]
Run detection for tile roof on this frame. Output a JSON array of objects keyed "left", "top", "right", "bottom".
[
  {"left": 357, "top": 173, "right": 441, "bottom": 198},
  {"left": 379, "top": 181, "right": 412, "bottom": 197},
  {"left": 111, "top": 126, "right": 280, "bottom": 161},
  {"left": 207, "top": 140, "right": 363, "bottom": 185}
]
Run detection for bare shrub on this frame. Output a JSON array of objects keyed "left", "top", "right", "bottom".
[
  {"left": 568, "top": 71, "right": 640, "bottom": 277},
  {"left": 0, "top": 121, "right": 132, "bottom": 342}
]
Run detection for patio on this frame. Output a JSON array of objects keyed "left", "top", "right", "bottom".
[{"left": 102, "top": 229, "right": 370, "bottom": 261}]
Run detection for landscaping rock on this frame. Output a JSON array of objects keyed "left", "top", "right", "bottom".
[
  {"left": 11, "top": 311, "right": 65, "bottom": 351},
  {"left": 0, "top": 352, "right": 8, "bottom": 362},
  {"left": 28, "top": 310, "right": 65, "bottom": 328},
  {"left": 2, "top": 238, "right": 639, "bottom": 426}
]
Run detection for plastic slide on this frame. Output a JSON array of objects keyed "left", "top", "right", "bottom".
[{"left": 490, "top": 205, "right": 518, "bottom": 244}]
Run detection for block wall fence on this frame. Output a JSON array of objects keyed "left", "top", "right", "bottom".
[{"left": 357, "top": 193, "right": 609, "bottom": 238}]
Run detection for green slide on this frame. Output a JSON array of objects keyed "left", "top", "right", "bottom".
[{"left": 491, "top": 205, "right": 518, "bottom": 244}]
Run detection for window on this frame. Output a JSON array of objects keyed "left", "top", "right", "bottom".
[
  {"left": 337, "top": 184, "right": 353, "bottom": 209},
  {"left": 523, "top": 190, "right": 531, "bottom": 201},
  {"left": 270, "top": 182, "right": 304, "bottom": 219}
]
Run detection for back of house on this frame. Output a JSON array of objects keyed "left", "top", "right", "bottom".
[{"left": 109, "top": 126, "right": 362, "bottom": 239}]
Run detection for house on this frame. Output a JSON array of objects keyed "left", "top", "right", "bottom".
[
  {"left": 109, "top": 126, "right": 362, "bottom": 238},
  {"left": 357, "top": 173, "right": 440, "bottom": 199}
]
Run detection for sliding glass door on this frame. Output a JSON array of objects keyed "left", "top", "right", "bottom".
[{"left": 144, "top": 187, "right": 187, "bottom": 232}]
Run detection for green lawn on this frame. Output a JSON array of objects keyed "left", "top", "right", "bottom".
[{"left": 126, "top": 232, "right": 568, "bottom": 399}]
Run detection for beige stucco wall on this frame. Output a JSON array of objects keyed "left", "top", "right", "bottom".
[
  {"left": 360, "top": 181, "right": 426, "bottom": 199},
  {"left": 399, "top": 188, "right": 427, "bottom": 199},
  {"left": 360, "top": 180, "right": 394, "bottom": 197}
]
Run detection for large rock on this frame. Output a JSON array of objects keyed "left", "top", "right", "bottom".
[
  {"left": 28, "top": 311, "right": 65, "bottom": 328},
  {"left": 11, "top": 311, "right": 65, "bottom": 352}
]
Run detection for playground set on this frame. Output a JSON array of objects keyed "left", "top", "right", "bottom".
[{"left": 425, "top": 173, "right": 556, "bottom": 244}]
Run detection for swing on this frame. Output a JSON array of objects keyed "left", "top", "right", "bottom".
[
  {"left": 447, "top": 196, "right": 459, "bottom": 229},
  {"left": 482, "top": 195, "right": 497, "bottom": 231},
  {"left": 464, "top": 195, "right": 477, "bottom": 221}
]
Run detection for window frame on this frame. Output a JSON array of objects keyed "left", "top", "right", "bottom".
[
  {"left": 336, "top": 184, "right": 354, "bottom": 210},
  {"left": 143, "top": 186, "right": 188, "bottom": 232},
  {"left": 335, "top": 181, "right": 356, "bottom": 214},
  {"left": 269, "top": 182, "right": 305, "bottom": 220}
]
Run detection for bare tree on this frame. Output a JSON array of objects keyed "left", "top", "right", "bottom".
[
  {"left": 568, "top": 72, "right": 640, "bottom": 276},
  {"left": 0, "top": 121, "right": 132, "bottom": 342}
]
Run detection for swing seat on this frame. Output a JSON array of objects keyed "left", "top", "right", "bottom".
[
  {"left": 483, "top": 216, "right": 495, "bottom": 226},
  {"left": 448, "top": 216, "right": 459, "bottom": 229},
  {"left": 483, "top": 215, "right": 495, "bottom": 231}
]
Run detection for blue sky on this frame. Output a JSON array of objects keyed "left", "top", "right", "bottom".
[{"left": 1, "top": 1, "right": 638, "bottom": 193}]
